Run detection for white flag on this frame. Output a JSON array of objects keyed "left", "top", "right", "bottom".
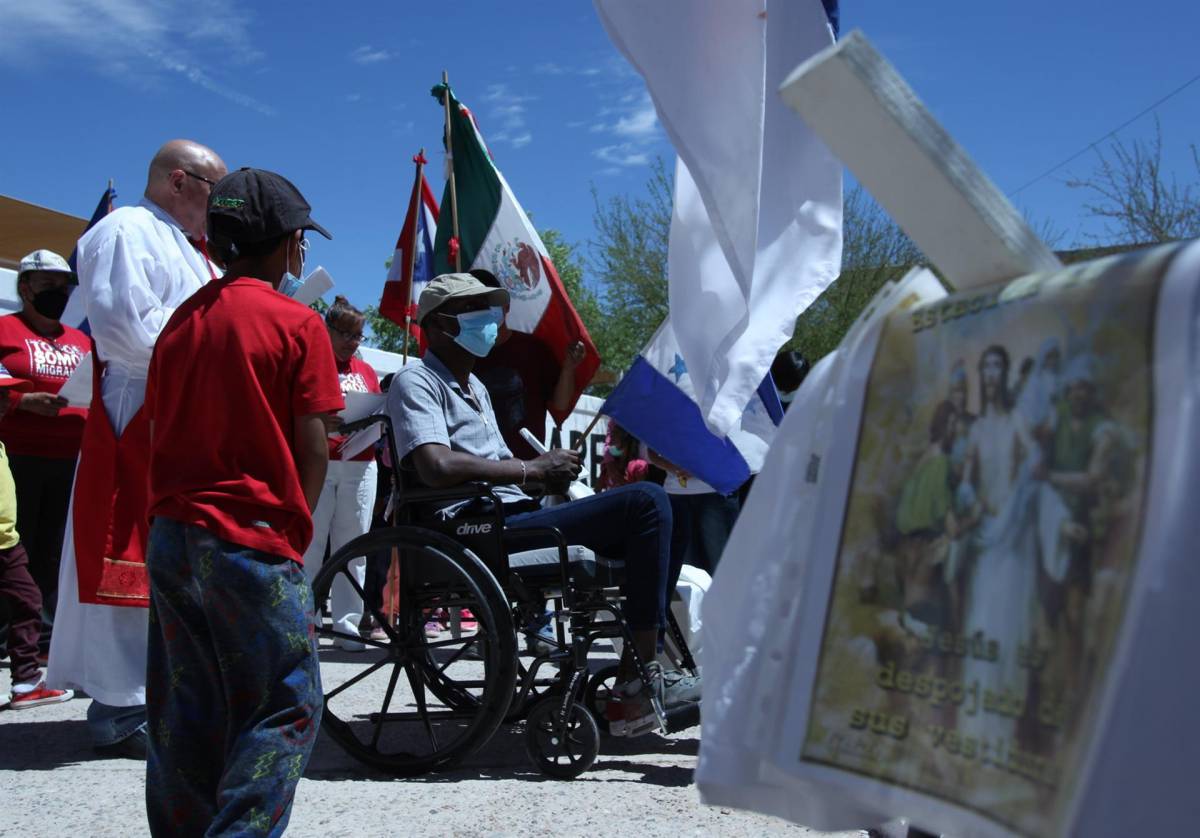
[{"left": 594, "top": 0, "right": 843, "bottom": 434}]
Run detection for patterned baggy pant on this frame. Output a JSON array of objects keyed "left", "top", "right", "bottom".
[{"left": 145, "top": 517, "right": 323, "bottom": 837}]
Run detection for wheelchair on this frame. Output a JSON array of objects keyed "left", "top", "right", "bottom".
[{"left": 309, "top": 414, "right": 700, "bottom": 779}]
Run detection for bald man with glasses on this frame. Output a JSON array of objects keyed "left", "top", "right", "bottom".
[{"left": 48, "top": 139, "right": 227, "bottom": 758}]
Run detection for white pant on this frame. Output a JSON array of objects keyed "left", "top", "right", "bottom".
[
  {"left": 302, "top": 458, "right": 377, "bottom": 634},
  {"left": 46, "top": 375, "right": 148, "bottom": 706}
]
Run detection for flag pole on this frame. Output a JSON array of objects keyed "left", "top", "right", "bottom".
[
  {"left": 441, "top": 70, "right": 462, "bottom": 271},
  {"left": 572, "top": 412, "right": 604, "bottom": 453},
  {"left": 402, "top": 148, "right": 426, "bottom": 364}
]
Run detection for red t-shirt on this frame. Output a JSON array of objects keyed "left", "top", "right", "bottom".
[
  {"left": 0, "top": 312, "right": 90, "bottom": 459},
  {"left": 145, "top": 276, "right": 344, "bottom": 563},
  {"left": 329, "top": 355, "right": 381, "bottom": 462}
]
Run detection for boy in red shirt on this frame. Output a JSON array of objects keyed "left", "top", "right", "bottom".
[{"left": 142, "top": 168, "right": 343, "bottom": 836}]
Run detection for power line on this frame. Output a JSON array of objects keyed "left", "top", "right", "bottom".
[{"left": 1011, "top": 71, "right": 1200, "bottom": 196}]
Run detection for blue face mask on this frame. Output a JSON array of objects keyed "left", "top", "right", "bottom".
[
  {"left": 278, "top": 273, "right": 304, "bottom": 298},
  {"left": 451, "top": 307, "right": 503, "bottom": 357},
  {"left": 277, "top": 236, "right": 307, "bottom": 298}
]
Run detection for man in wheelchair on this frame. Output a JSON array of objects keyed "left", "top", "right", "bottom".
[{"left": 385, "top": 272, "right": 700, "bottom": 737}]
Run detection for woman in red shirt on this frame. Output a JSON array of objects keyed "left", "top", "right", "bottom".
[
  {"left": 300, "top": 296, "right": 381, "bottom": 650},
  {"left": 0, "top": 250, "right": 90, "bottom": 620}
]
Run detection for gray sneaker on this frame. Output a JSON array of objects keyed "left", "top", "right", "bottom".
[{"left": 661, "top": 665, "right": 702, "bottom": 705}]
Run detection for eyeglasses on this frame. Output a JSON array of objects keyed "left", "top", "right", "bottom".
[
  {"left": 182, "top": 170, "right": 217, "bottom": 187},
  {"left": 329, "top": 325, "right": 364, "bottom": 342}
]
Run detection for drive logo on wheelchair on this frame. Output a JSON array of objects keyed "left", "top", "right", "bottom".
[{"left": 455, "top": 521, "right": 494, "bottom": 536}]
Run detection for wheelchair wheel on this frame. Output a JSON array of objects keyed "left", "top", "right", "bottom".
[
  {"left": 524, "top": 696, "right": 599, "bottom": 779},
  {"left": 311, "top": 526, "right": 517, "bottom": 776},
  {"left": 583, "top": 664, "right": 620, "bottom": 735},
  {"left": 420, "top": 627, "right": 565, "bottom": 723}
]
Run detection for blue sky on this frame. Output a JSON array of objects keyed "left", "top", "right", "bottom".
[{"left": 1, "top": 0, "right": 1197, "bottom": 311}]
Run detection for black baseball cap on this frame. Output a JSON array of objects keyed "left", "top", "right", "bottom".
[{"left": 207, "top": 167, "right": 332, "bottom": 246}]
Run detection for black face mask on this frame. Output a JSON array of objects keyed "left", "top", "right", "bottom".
[{"left": 31, "top": 288, "right": 71, "bottom": 321}]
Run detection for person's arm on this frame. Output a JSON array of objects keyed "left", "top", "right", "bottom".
[
  {"left": 548, "top": 341, "right": 586, "bottom": 414},
  {"left": 1047, "top": 424, "right": 1113, "bottom": 495},
  {"left": 409, "top": 442, "right": 579, "bottom": 489},
  {"left": 294, "top": 413, "right": 331, "bottom": 511},
  {"left": 81, "top": 227, "right": 188, "bottom": 369}
]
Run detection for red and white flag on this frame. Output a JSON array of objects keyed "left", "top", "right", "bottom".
[{"left": 380, "top": 152, "right": 440, "bottom": 339}]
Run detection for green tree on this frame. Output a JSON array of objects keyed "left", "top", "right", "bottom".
[
  {"left": 1066, "top": 120, "right": 1200, "bottom": 244},
  {"left": 542, "top": 228, "right": 602, "bottom": 332},
  {"left": 789, "top": 185, "right": 923, "bottom": 363},
  {"left": 363, "top": 305, "right": 414, "bottom": 355},
  {"left": 587, "top": 157, "right": 673, "bottom": 379}
]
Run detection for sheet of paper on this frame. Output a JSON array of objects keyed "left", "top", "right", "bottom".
[
  {"left": 293, "top": 265, "right": 334, "bottom": 306},
  {"left": 340, "top": 391, "right": 385, "bottom": 422},
  {"left": 56, "top": 351, "right": 93, "bottom": 408},
  {"left": 337, "top": 423, "right": 382, "bottom": 460}
]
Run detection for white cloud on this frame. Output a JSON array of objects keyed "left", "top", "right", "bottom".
[
  {"left": 350, "top": 45, "right": 392, "bottom": 65},
  {"left": 482, "top": 83, "right": 536, "bottom": 150},
  {"left": 346, "top": 93, "right": 363, "bottom": 103},
  {"left": 589, "top": 88, "right": 662, "bottom": 170},
  {"left": 595, "top": 143, "right": 651, "bottom": 169},
  {"left": 0, "top": 0, "right": 274, "bottom": 114},
  {"left": 610, "top": 90, "right": 659, "bottom": 138}
]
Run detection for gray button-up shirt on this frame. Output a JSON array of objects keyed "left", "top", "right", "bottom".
[{"left": 385, "top": 351, "right": 531, "bottom": 506}]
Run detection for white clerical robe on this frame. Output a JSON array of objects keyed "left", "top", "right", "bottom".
[{"left": 47, "top": 198, "right": 213, "bottom": 706}]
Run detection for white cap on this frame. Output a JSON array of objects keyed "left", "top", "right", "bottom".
[{"left": 18, "top": 249, "right": 78, "bottom": 284}]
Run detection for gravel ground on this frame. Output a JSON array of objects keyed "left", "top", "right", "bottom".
[{"left": 1, "top": 642, "right": 865, "bottom": 838}]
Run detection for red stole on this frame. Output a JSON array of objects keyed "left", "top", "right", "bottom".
[{"left": 73, "top": 353, "right": 151, "bottom": 608}]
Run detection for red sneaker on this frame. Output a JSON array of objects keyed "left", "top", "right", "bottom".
[
  {"left": 10, "top": 681, "right": 74, "bottom": 710},
  {"left": 459, "top": 608, "right": 478, "bottom": 632}
]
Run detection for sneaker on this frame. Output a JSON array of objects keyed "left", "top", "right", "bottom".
[
  {"left": 336, "top": 636, "right": 366, "bottom": 652},
  {"left": 424, "top": 620, "right": 442, "bottom": 639},
  {"left": 369, "top": 625, "right": 390, "bottom": 642},
  {"left": 458, "top": 608, "right": 478, "bottom": 632},
  {"left": 605, "top": 679, "right": 660, "bottom": 738},
  {"left": 10, "top": 681, "right": 74, "bottom": 710},
  {"left": 523, "top": 611, "right": 556, "bottom": 655},
  {"left": 662, "top": 666, "right": 702, "bottom": 705}
]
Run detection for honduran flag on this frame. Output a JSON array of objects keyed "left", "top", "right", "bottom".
[
  {"left": 431, "top": 83, "right": 601, "bottom": 422},
  {"left": 601, "top": 318, "right": 783, "bottom": 494},
  {"left": 381, "top": 152, "right": 440, "bottom": 337}
]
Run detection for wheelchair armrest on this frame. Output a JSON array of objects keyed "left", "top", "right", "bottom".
[
  {"left": 501, "top": 525, "right": 568, "bottom": 552},
  {"left": 397, "top": 481, "right": 503, "bottom": 507}
]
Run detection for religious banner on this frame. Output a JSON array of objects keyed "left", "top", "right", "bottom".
[{"left": 791, "top": 247, "right": 1172, "bottom": 835}]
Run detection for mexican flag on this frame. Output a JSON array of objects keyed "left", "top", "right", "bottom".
[{"left": 431, "top": 83, "right": 600, "bottom": 423}]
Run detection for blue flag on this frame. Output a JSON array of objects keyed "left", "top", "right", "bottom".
[
  {"left": 600, "top": 318, "right": 783, "bottom": 494},
  {"left": 68, "top": 185, "right": 116, "bottom": 271}
]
